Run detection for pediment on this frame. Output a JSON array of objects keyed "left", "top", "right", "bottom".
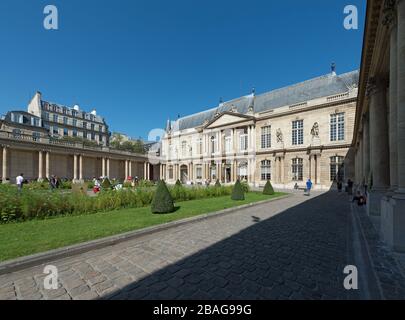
[{"left": 205, "top": 112, "right": 254, "bottom": 129}]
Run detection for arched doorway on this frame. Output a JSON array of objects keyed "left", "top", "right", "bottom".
[{"left": 180, "top": 165, "right": 188, "bottom": 183}]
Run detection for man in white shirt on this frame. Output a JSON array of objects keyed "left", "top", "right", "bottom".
[{"left": 16, "top": 173, "right": 24, "bottom": 192}]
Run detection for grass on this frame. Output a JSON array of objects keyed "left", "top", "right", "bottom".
[{"left": 0, "top": 192, "right": 286, "bottom": 262}]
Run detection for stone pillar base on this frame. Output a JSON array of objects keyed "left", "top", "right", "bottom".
[
  {"left": 73, "top": 180, "right": 85, "bottom": 184},
  {"left": 381, "top": 194, "right": 405, "bottom": 252},
  {"left": 2, "top": 180, "right": 10, "bottom": 184},
  {"left": 367, "top": 190, "right": 387, "bottom": 216}
]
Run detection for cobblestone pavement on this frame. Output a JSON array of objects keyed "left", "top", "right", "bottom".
[{"left": 1, "top": 191, "right": 405, "bottom": 300}]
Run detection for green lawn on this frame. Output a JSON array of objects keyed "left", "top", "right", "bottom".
[{"left": 0, "top": 192, "right": 286, "bottom": 262}]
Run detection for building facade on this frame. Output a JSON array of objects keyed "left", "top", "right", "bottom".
[
  {"left": 160, "top": 70, "right": 359, "bottom": 190},
  {"left": 28, "top": 92, "right": 110, "bottom": 146},
  {"left": 353, "top": 0, "right": 405, "bottom": 252}
]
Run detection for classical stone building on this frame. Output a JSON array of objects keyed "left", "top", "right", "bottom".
[
  {"left": 28, "top": 92, "right": 110, "bottom": 146},
  {"left": 160, "top": 69, "right": 359, "bottom": 190},
  {"left": 353, "top": 0, "right": 405, "bottom": 252}
]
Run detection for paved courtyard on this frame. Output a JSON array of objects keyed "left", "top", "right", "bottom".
[{"left": 1, "top": 191, "right": 405, "bottom": 300}]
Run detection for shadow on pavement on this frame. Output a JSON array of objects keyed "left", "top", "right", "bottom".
[{"left": 102, "top": 191, "right": 361, "bottom": 300}]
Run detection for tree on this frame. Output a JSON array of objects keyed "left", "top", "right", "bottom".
[
  {"left": 215, "top": 179, "right": 221, "bottom": 187},
  {"left": 175, "top": 179, "right": 182, "bottom": 186},
  {"left": 263, "top": 180, "right": 275, "bottom": 195},
  {"left": 231, "top": 180, "right": 245, "bottom": 201},
  {"left": 151, "top": 180, "right": 175, "bottom": 214}
]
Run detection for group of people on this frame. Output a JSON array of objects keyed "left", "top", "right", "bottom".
[{"left": 15, "top": 173, "right": 60, "bottom": 192}]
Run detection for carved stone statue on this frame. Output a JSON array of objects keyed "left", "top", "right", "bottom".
[
  {"left": 276, "top": 129, "right": 283, "bottom": 143},
  {"left": 311, "top": 122, "right": 320, "bottom": 138}
]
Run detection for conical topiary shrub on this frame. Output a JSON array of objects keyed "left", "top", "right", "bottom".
[
  {"left": 151, "top": 180, "right": 175, "bottom": 214},
  {"left": 101, "top": 178, "right": 112, "bottom": 190},
  {"left": 215, "top": 179, "right": 221, "bottom": 187},
  {"left": 175, "top": 179, "right": 182, "bottom": 187},
  {"left": 263, "top": 180, "right": 275, "bottom": 195},
  {"left": 231, "top": 179, "right": 245, "bottom": 201}
]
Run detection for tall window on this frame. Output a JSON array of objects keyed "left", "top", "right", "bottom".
[
  {"left": 330, "top": 156, "right": 345, "bottom": 181},
  {"left": 210, "top": 164, "right": 217, "bottom": 180},
  {"left": 292, "top": 120, "right": 304, "bottom": 145},
  {"left": 240, "top": 131, "right": 248, "bottom": 151},
  {"left": 182, "top": 141, "right": 187, "bottom": 157},
  {"left": 196, "top": 165, "right": 202, "bottom": 179},
  {"left": 292, "top": 158, "right": 303, "bottom": 181},
  {"left": 44, "top": 112, "right": 50, "bottom": 121},
  {"left": 197, "top": 138, "right": 203, "bottom": 155},
  {"left": 261, "top": 126, "right": 271, "bottom": 149},
  {"left": 211, "top": 136, "right": 217, "bottom": 154},
  {"left": 32, "top": 132, "right": 41, "bottom": 141},
  {"left": 261, "top": 160, "right": 271, "bottom": 181},
  {"left": 330, "top": 113, "right": 345, "bottom": 141},
  {"left": 225, "top": 136, "right": 232, "bottom": 153},
  {"left": 238, "top": 162, "right": 248, "bottom": 180},
  {"left": 63, "top": 128, "right": 69, "bottom": 136},
  {"left": 168, "top": 166, "right": 174, "bottom": 180},
  {"left": 72, "top": 119, "right": 77, "bottom": 127},
  {"left": 53, "top": 126, "right": 59, "bottom": 135},
  {"left": 73, "top": 129, "right": 78, "bottom": 137},
  {"left": 63, "top": 117, "right": 68, "bottom": 125},
  {"left": 53, "top": 114, "right": 58, "bottom": 123}
]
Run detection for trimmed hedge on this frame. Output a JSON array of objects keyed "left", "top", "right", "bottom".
[
  {"left": 0, "top": 183, "right": 235, "bottom": 223},
  {"left": 263, "top": 181, "right": 275, "bottom": 195},
  {"left": 151, "top": 180, "right": 175, "bottom": 214},
  {"left": 231, "top": 180, "right": 245, "bottom": 201}
]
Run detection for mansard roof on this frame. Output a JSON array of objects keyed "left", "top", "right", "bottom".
[{"left": 171, "top": 70, "right": 359, "bottom": 132}]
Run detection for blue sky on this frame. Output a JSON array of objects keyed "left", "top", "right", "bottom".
[{"left": 0, "top": 0, "right": 365, "bottom": 140}]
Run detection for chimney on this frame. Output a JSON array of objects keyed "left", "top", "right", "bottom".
[{"left": 331, "top": 62, "right": 336, "bottom": 75}]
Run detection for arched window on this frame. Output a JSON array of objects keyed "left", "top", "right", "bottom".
[
  {"left": 261, "top": 160, "right": 271, "bottom": 181},
  {"left": 292, "top": 158, "right": 303, "bottom": 181},
  {"left": 330, "top": 156, "right": 345, "bottom": 181}
]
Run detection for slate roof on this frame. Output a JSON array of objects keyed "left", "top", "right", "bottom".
[{"left": 171, "top": 70, "right": 359, "bottom": 132}]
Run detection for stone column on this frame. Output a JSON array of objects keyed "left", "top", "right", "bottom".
[
  {"left": 38, "top": 151, "right": 44, "bottom": 181},
  {"left": 310, "top": 155, "right": 315, "bottom": 181},
  {"left": 45, "top": 151, "right": 50, "bottom": 180},
  {"left": 129, "top": 160, "right": 132, "bottom": 178},
  {"left": 363, "top": 115, "right": 371, "bottom": 185},
  {"left": 125, "top": 160, "right": 128, "bottom": 181},
  {"left": 397, "top": 0, "right": 405, "bottom": 193},
  {"left": 367, "top": 78, "right": 390, "bottom": 216},
  {"left": 106, "top": 158, "right": 110, "bottom": 178},
  {"left": 280, "top": 156, "right": 285, "bottom": 185},
  {"left": 2, "top": 147, "right": 8, "bottom": 183},
  {"left": 144, "top": 162, "right": 147, "bottom": 180},
  {"left": 79, "top": 155, "right": 83, "bottom": 181},
  {"left": 248, "top": 126, "right": 251, "bottom": 151},
  {"left": 383, "top": 0, "right": 405, "bottom": 252},
  {"left": 316, "top": 154, "right": 321, "bottom": 185},
  {"left": 102, "top": 158, "right": 106, "bottom": 177},
  {"left": 73, "top": 154, "right": 78, "bottom": 181},
  {"left": 383, "top": 5, "right": 399, "bottom": 191},
  {"left": 359, "top": 140, "right": 366, "bottom": 185}
]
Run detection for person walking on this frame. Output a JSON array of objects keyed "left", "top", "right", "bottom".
[
  {"left": 16, "top": 173, "right": 24, "bottom": 193},
  {"left": 306, "top": 178, "right": 313, "bottom": 196}
]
